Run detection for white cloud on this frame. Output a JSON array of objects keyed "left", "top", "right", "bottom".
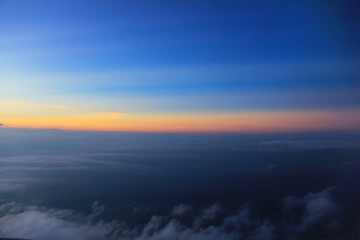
[{"left": 0, "top": 188, "right": 342, "bottom": 240}]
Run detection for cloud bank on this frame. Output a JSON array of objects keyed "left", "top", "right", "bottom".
[{"left": 0, "top": 188, "right": 343, "bottom": 240}]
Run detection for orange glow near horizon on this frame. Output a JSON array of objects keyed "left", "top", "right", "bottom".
[{"left": 2, "top": 109, "right": 360, "bottom": 132}]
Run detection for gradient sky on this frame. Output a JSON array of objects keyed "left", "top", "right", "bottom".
[{"left": 1, "top": 0, "right": 360, "bottom": 131}]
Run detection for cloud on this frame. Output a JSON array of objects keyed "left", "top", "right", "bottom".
[
  {"left": 0, "top": 188, "right": 342, "bottom": 240},
  {"left": 0, "top": 124, "right": 3, "bottom": 127},
  {"left": 235, "top": 138, "right": 360, "bottom": 151},
  {"left": 0, "top": 202, "right": 121, "bottom": 240},
  {"left": 0, "top": 202, "right": 273, "bottom": 240},
  {"left": 201, "top": 203, "right": 222, "bottom": 221},
  {"left": 0, "top": 174, "right": 36, "bottom": 193},
  {"left": 283, "top": 187, "right": 339, "bottom": 232},
  {"left": 0, "top": 182, "right": 24, "bottom": 192},
  {"left": 47, "top": 128, "right": 64, "bottom": 134},
  {"left": 194, "top": 203, "right": 223, "bottom": 229},
  {"left": 0, "top": 154, "right": 124, "bottom": 174},
  {"left": 171, "top": 204, "right": 192, "bottom": 216}
]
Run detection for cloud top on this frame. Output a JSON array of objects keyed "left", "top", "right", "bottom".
[{"left": 0, "top": 188, "right": 342, "bottom": 240}]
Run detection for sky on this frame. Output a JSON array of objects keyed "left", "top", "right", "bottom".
[{"left": 1, "top": 0, "right": 360, "bottom": 132}]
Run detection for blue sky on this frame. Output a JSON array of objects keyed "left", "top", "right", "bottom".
[{"left": 1, "top": 0, "right": 360, "bottom": 131}]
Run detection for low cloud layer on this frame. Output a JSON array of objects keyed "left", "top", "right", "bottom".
[
  {"left": 0, "top": 187, "right": 344, "bottom": 240},
  {"left": 171, "top": 204, "right": 192, "bottom": 216},
  {"left": 283, "top": 187, "right": 339, "bottom": 233}
]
